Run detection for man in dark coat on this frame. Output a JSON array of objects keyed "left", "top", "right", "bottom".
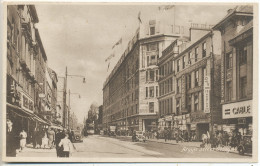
[
  {"left": 6, "top": 119, "right": 17, "bottom": 157},
  {"left": 55, "top": 129, "right": 64, "bottom": 157}
]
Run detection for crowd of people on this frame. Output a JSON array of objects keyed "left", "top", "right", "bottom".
[{"left": 6, "top": 119, "right": 76, "bottom": 158}]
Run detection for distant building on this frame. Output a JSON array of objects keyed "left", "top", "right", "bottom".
[
  {"left": 103, "top": 13, "right": 189, "bottom": 132},
  {"left": 213, "top": 6, "right": 253, "bottom": 135}
]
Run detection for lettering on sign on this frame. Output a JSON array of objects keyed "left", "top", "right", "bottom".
[
  {"left": 221, "top": 55, "right": 225, "bottom": 101},
  {"left": 181, "top": 75, "right": 186, "bottom": 111},
  {"left": 204, "top": 76, "right": 210, "bottom": 113},
  {"left": 222, "top": 100, "right": 252, "bottom": 119},
  {"left": 191, "top": 113, "right": 210, "bottom": 123}
]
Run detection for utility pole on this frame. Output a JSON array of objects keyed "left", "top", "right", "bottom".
[{"left": 68, "top": 89, "right": 70, "bottom": 129}]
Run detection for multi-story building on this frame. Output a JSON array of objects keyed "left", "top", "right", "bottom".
[
  {"left": 6, "top": 5, "right": 50, "bottom": 142},
  {"left": 158, "top": 25, "right": 222, "bottom": 140},
  {"left": 57, "top": 77, "right": 66, "bottom": 127},
  {"left": 103, "top": 16, "right": 188, "bottom": 133},
  {"left": 213, "top": 6, "right": 253, "bottom": 135}
]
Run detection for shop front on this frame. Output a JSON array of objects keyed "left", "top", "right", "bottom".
[
  {"left": 222, "top": 100, "right": 253, "bottom": 136},
  {"left": 190, "top": 112, "right": 211, "bottom": 141}
]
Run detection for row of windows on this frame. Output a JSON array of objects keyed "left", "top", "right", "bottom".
[
  {"left": 146, "top": 69, "right": 159, "bottom": 82},
  {"left": 159, "top": 98, "right": 173, "bottom": 116},
  {"left": 176, "top": 42, "right": 207, "bottom": 72},
  {"left": 159, "top": 78, "right": 173, "bottom": 96},
  {"left": 226, "top": 76, "right": 248, "bottom": 101},
  {"left": 146, "top": 86, "right": 158, "bottom": 98},
  {"left": 159, "top": 60, "right": 174, "bottom": 78}
]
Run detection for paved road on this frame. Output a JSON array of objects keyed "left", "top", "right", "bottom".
[{"left": 17, "top": 135, "right": 252, "bottom": 159}]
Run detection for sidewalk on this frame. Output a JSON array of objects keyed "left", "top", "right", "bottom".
[
  {"left": 146, "top": 138, "right": 239, "bottom": 154},
  {"left": 16, "top": 144, "right": 57, "bottom": 157}
]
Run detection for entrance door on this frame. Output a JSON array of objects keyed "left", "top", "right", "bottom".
[{"left": 197, "top": 123, "right": 209, "bottom": 140}]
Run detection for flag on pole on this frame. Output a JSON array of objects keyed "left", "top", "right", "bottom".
[
  {"left": 112, "top": 38, "right": 122, "bottom": 49},
  {"left": 158, "top": 5, "right": 175, "bottom": 11},
  {"left": 107, "top": 62, "right": 110, "bottom": 71},
  {"left": 138, "top": 11, "right": 142, "bottom": 24},
  {"left": 105, "top": 53, "right": 115, "bottom": 62}
]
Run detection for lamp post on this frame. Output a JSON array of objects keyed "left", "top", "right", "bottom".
[{"left": 61, "top": 66, "right": 86, "bottom": 129}]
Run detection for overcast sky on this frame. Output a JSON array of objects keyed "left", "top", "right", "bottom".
[{"left": 35, "top": 3, "right": 235, "bottom": 123}]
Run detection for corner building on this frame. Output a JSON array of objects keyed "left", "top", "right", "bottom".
[
  {"left": 103, "top": 17, "right": 188, "bottom": 133},
  {"left": 158, "top": 27, "right": 222, "bottom": 140},
  {"left": 213, "top": 6, "right": 253, "bottom": 135}
]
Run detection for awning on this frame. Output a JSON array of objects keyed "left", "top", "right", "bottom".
[
  {"left": 7, "top": 103, "right": 50, "bottom": 125},
  {"left": 7, "top": 103, "right": 34, "bottom": 120}
]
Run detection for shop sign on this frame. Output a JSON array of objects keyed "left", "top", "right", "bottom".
[
  {"left": 165, "top": 115, "right": 172, "bottom": 121},
  {"left": 181, "top": 75, "right": 186, "bottom": 110},
  {"left": 21, "top": 92, "right": 34, "bottom": 113},
  {"left": 222, "top": 100, "right": 252, "bottom": 119},
  {"left": 204, "top": 76, "right": 210, "bottom": 113},
  {"left": 191, "top": 113, "right": 210, "bottom": 123},
  {"left": 238, "top": 118, "right": 246, "bottom": 124}
]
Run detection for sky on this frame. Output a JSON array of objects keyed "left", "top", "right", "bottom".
[{"left": 35, "top": 3, "right": 235, "bottom": 124}]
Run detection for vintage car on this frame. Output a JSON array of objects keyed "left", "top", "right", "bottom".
[
  {"left": 72, "top": 130, "right": 83, "bottom": 143},
  {"left": 237, "top": 135, "right": 252, "bottom": 155},
  {"left": 132, "top": 131, "right": 146, "bottom": 142}
]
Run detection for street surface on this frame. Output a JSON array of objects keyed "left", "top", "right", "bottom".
[{"left": 17, "top": 135, "right": 252, "bottom": 158}]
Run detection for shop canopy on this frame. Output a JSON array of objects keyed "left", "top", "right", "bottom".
[{"left": 7, "top": 103, "right": 50, "bottom": 125}]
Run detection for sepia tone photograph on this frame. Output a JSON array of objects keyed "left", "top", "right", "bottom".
[{"left": 1, "top": 2, "right": 258, "bottom": 163}]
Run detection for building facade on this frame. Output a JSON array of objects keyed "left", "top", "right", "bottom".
[
  {"left": 158, "top": 27, "right": 222, "bottom": 140},
  {"left": 103, "top": 16, "right": 188, "bottom": 133},
  {"left": 213, "top": 6, "right": 253, "bottom": 135},
  {"left": 6, "top": 5, "right": 51, "bottom": 143}
]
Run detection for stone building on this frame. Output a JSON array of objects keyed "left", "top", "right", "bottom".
[
  {"left": 103, "top": 14, "right": 188, "bottom": 133},
  {"left": 213, "top": 6, "right": 253, "bottom": 135},
  {"left": 158, "top": 25, "right": 222, "bottom": 140},
  {"left": 6, "top": 5, "right": 50, "bottom": 143}
]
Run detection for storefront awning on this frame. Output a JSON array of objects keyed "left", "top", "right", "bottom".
[{"left": 7, "top": 103, "right": 34, "bottom": 119}]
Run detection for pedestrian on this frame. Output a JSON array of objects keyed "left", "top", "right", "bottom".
[
  {"left": 6, "top": 119, "right": 18, "bottom": 157},
  {"left": 168, "top": 129, "right": 172, "bottom": 141},
  {"left": 59, "top": 133, "right": 74, "bottom": 158},
  {"left": 42, "top": 130, "right": 48, "bottom": 149},
  {"left": 32, "top": 128, "right": 38, "bottom": 148},
  {"left": 19, "top": 129, "right": 27, "bottom": 151},
  {"left": 55, "top": 129, "right": 64, "bottom": 157},
  {"left": 47, "top": 127, "right": 55, "bottom": 149},
  {"left": 164, "top": 128, "right": 168, "bottom": 142}
]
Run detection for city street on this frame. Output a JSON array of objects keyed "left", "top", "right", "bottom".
[{"left": 17, "top": 135, "right": 251, "bottom": 158}]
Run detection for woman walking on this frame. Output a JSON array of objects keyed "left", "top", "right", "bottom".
[{"left": 59, "top": 133, "right": 74, "bottom": 157}]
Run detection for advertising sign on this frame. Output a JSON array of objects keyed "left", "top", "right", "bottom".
[
  {"left": 204, "top": 76, "right": 210, "bottom": 113},
  {"left": 222, "top": 100, "right": 252, "bottom": 119}
]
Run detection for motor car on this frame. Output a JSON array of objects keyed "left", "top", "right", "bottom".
[
  {"left": 135, "top": 131, "right": 146, "bottom": 142},
  {"left": 237, "top": 135, "right": 252, "bottom": 155},
  {"left": 72, "top": 130, "right": 83, "bottom": 143}
]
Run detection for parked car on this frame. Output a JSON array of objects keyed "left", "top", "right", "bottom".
[
  {"left": 72, "top": 130, "right": 83, "bottom": 143},
  {"left": 135, "top": 131, "right": 146, "bottom": 142},
  {"left": 237, "top": 135, "right": 252, "bottom": 155}
]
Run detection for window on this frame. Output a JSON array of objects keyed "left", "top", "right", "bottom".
[
  {"left": 202, "top": 42, "right": 206, "bottom": 57},
  {"left": 149, "top": 102, "right": 154, "bottom": 113},
  {"left": 176, "top": 99, "right": 180, "bottom": 115},
  {"left": 226, "top": 52, "right": 233, "bottom": 69},
  {"left": 194, "top": 93, "right": 199, "bottom": 111},
  {"left": 187, "top": 95, "right": 191, "bottom": 113},
  {"left": 156, "top": 86, "right": 158, "bottom": 97},
  {"left": 239, "top": 46, "right": 247, "bottom": 65},
  {"left": 195, "top": 70, "right": 199, "bottom": 87},
  {"left": 177, "top": 59, "right": 180, "bottom": 72},
  {"left": 149, "top": 86, "right": 154, "bottom": 97},
  {"left": 183, "top": 56, "right": 186, "bottom": 69},
  {"left": 187, "top": 74, "right": 191, "bottom": 89},
  {"left": 226, "top": 81, "right": 232, "bottom": 101},
  {"left": 156, "top": 70, "right": 159, "bottom": 81},
  {"left": 169, "top": 78, "right": 173, "bottom": 92},
  {"left": 147, "top": 56, "right": 150, "bottom": 67},
  {"left": 195, "top": 47, "right": 198, "bottom": 62},
  {"left": 146, "top": 87, "right": 148, "bottom": 98},
  {"left": 150, "top": 55, "right": 157, "bottom": 65},
  {"left": 150, "top": 26, "right": 155, "bottom": 35},
  {"left": 188, "top": 52, "right": 192, "bottom": 65},
  {"left": 150, "top": 70, "right": 155, "bottom": 81},
  {"left": 240, "top": 77, "right": 247, "bottom": 99},
  {"left": 177, "top": 79, "right": 181, "bottom": 94}
]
